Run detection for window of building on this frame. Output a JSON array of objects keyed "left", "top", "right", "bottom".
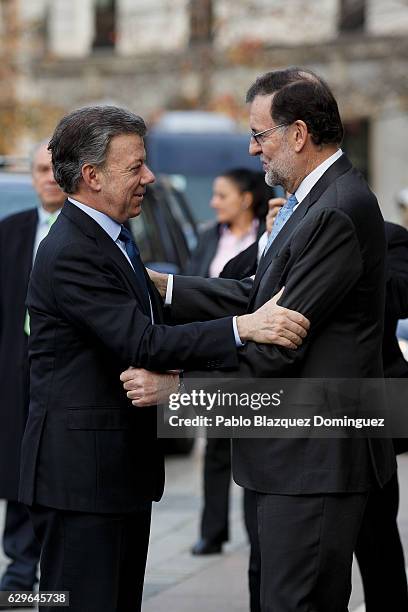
[
  {"left": 189, "top": 0, "right": 213, "bottom": 45},
  {"left": 339, "top": 0, "right": 366, "bottom": 32},
  {"left": 93, "top": 0, "right": 116, "bottom": 49},
  {"left": 343, "top": 119, "right": 369, "bottom": 182}
]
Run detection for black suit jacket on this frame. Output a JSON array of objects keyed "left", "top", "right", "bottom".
[
  {"left": 19, "top": 201, "right": 239, "bottom": 513},
  {"left": 383, "top": 222, "right": 408, "bottom": 378},
  {"left": 184, "top": 223, "right": 220, "bottom": 276},
  {"left": 383, "top": 222, "right": 408, "bottom": 454},
  {"left": 171, "top": 155, "right": 396, "bottom": 494},
  {"left": 0, "top": 208, "right": 38, "bottom": 500},
  {"left": 184, "top": 222, "right": 265, "bottom": 277}
]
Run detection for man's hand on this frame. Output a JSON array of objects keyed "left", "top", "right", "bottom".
[
  {"left": 236, "top": 288, "right": 310, "bottom": 348},
  {"left": 120, "top": 367, "right": 179, "bottom": 406},
  {"left": 146, "top": 269, "right": 169, "bottom": 299},
  {"left": 266, "top": 197, "right": 286, "bottom": 234}
]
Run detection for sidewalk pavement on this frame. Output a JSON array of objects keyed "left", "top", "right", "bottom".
[
  {"left": 1, "top": 445, "right": 407, "bottom": 611},
  {"left": 142, "top": 445, "right": 408, "bottom": 612}
]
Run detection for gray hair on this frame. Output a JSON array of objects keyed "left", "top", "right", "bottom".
[
  {"left": 48, "top": 106, "right": 147, "bottom": 194},
  {"left": 29, "top": 139, "right": 51, "bottom": 170}
]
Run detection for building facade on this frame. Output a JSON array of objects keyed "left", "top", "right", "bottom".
[{"left": 1, "top": 0, "right": 407, "bottom": 218}]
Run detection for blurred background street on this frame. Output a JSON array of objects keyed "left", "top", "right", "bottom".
[{"left": 1, "top": 0, "right": 408, "bottom": 221}]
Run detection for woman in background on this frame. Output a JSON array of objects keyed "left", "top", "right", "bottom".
[
  {"left": 185, "top": 168, "right": 270, "bottom": 278},
  {"left": 187, "top": 168, "right": 275, "bottom": 557}
]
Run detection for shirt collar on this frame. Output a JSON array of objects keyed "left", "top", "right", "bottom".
[
  {"left": 294, "top": 149, "right": 343, "bottom": 205},
  {"left": 68, "top": 197, "right": 122, "bottom": 241},
  {"left": 38, "top": 205, "right": 61, "bottom": 225},
  {"left": 220, "top": 218, "right": 260, "bottom": 237}
]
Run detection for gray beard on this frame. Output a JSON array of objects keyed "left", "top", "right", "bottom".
[{"left": 265, "top": 167, "right": 288, "bottom": 192}]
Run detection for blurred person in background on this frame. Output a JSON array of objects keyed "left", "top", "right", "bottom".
[
  {"left": 185, "top": 168, "right": 270, "bottom": 279},
  {"left": 0, "top": 141, "right": 66, "bottom": 599},
  {"left": 187, "top": 168, "right": 274, "bottom": 555},
  {"left": 355, "top": 219, "right": 408, "bottom": 612},
  {"left": 396, "top": 188, "right": 408, "bottom": 230},
  {"left": 396, "top": 188, "right": 408, "bottom": 343}
]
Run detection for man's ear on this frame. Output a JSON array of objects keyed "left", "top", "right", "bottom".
[
  {"left": 242, "top": 191, "right": 254, "bottom": 210},
  {"left": 293, "top": 120, "right": 308, "bottom": 153},
  {"left": 81, "top": 163, "right": 102, "bottom": 192}
]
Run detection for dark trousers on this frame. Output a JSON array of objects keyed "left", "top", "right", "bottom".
[
  {"left": 200, "top": 437, "right": 231, "bottom": 544},
  {"left": 243, "top": 490, "right": 261, "bottom": 612},
  {"left": 355, "top": 472, "right": 408, "bottom": 612},
  {"left": 256, "top": 491, "right": 368, "bottom": 612},
  {"left": 0, "top": 500, "right": 40, "bottom": 590},
  {"left": 28, "top": 503, "right": 152, "bottom": 612}
]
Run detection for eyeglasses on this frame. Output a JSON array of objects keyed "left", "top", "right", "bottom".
[{"left": 250, "top": 123, "right": 287, "bottom": 145}]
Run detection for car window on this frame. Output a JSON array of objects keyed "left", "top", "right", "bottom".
[
  {"left": 0, "top": 173, "right": 197, "bottom": 273},
  {"left": 0, "top": 175, "right": 37, "bottom": 220},
  {"left": 159, "top": 179, "right": 198, "bottom": 252}
]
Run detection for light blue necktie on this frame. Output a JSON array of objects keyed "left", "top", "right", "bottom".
[{"left": 264, "top": 194, "right": 298, "bottom": 255}]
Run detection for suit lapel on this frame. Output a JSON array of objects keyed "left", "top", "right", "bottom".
[
  {"left": 19, "top": 209, "right": 38, "bottom": 283},
  {"left": 61, "top": 202, "right": 151, "bottom": 316},
  {"left": 95, "top": 228, "right": 152, "bottom": 316},
  {"left": 249, "top": 154, "right": 353, "bottom": 308}
]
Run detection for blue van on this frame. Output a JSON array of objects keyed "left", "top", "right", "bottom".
[{"left": 146, "top": 111, "right": 270, "bottom": 224}]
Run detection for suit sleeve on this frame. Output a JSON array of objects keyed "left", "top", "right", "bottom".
[
  {"left": 385, "top": 224, "right": 408, "bottom": 319},
  {"left": 28, "top": 241, "right": 239, "bottom": 373},
  {"left": 235, "top": 208, "right": 365, "bottom": 376},
  {"left": 171, "top": 275, "right": 253, "bottom": 322}
]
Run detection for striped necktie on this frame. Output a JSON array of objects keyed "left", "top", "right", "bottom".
[
  {"left": 263, "top": 194, "right": 298, "bottom": 255},
  {"left": 118, "top": 226, "right": 150, "bottom": 312}
]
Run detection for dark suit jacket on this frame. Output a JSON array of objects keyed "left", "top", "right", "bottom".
[
  {"left": 19, "top": 201, "right": 239, "bottom": 514},
  {"left": 184, "top": 222, "right": 265, "bottom": 278},
  {"left": 220, "top": 241, "right": 258, "bottom": 280},
  {"left": 0, "top": 208, "right": 38, "bottom": 500},
  {"left": 383, "top": 222, "right": 408, "bottom": 454},
  {"left": 383, "top": 222, "right": 408, "bottom": 378},
  {"left": 184, "top": 223, "right": 220, "bottom": 277},
  {"left": 171, "top": 155, "right": 396, "bottom": 494}
]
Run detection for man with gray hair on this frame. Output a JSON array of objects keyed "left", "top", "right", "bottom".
[
  {"left": 18, "top": 105, "right": 309, "bottom": 611},
  {"left": 0, "top": 141, "right": 66, "bottom": 601}
]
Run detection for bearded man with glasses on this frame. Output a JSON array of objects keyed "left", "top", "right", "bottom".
[{"left": 125, "top": 67, "right": 396, "bottom": 612}]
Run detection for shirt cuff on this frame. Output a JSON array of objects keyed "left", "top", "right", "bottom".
[
  {"left": 233, "top": 316, "right": 244, "bottom": 347},
  {"left": 165, "top": 274, "right": 174, "bottom": 306}
]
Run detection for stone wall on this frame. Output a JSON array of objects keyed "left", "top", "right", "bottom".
[{"left": 9, "top": 0, "right": 408, "bottom": 217}]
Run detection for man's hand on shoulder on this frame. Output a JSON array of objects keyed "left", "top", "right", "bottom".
[
  {"left": 146, "top": 269, "right": 169, "bottom": 299},
  {"left": 236, "top": 288, "right": 310, "bottom": 349}
]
